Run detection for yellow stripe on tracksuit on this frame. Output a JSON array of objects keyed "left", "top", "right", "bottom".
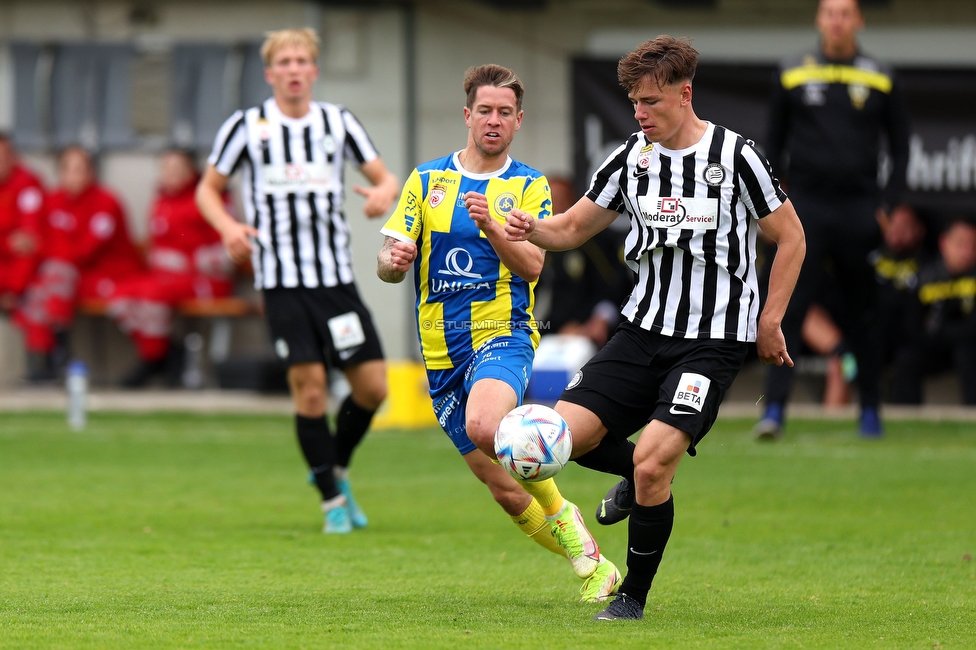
[{"left": 781, "top": 64, "right": 892, "bottom": 93}]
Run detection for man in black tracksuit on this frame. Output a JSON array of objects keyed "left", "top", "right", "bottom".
[
  {"left": 889, "top": 219, "right": 976, "bottom": 405},
  {"left": 755, "top": 0, "right": 911, "bottom": 439}
]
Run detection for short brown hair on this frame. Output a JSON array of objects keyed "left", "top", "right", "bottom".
[
  {"left": 617, "top": 36, "right": 699, "bottom": 93},
  {"left": 261, "top": 28, "right": 320, "bottom": 66},
  {"left": 463, "top": 64, "right": 524, "bottom": 112}
]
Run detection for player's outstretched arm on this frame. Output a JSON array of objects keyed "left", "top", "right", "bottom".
[
  {"left": 355, "top": 159, "right": 400, "bottom": 219},
  {"left": 464, "top": 191, "right": 544, "bottom": 282},
  {"left": 377, "top": 235, "right": 417, "bottom": 284},
  {"left": 756, "top": 198, "right": 806, "bottom": 367},
  {"left": 196, "top": 165, "right": 258, "bottom": 265},
  {"left": 505, "top": 197, "right": 619, "bottom": 252}
]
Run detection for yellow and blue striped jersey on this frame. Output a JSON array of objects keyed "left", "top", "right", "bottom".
[{"left": 381, "top": 152, "right": 551, "bottom": 370}]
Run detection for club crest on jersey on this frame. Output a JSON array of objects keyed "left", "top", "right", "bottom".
[
  {"left": 703, "top": 163, "right": 726, "bottom": 187},
  {"left": 429, "top": 183, "right": 447, "bottom": 208},
  {"left": 634, "top": 150, "right": 651, "bottom": 177},
  {"left": 256, "top": 118, "right": 271, "bottom": 142},
  {"left": 320, "top": 134, "right": 338, "bottom": 155},
  {"left": 494, "top": 192, "right": 517, "bottom": 215},
  {"left": 848, "top": 83, "right": 869, "bottom": 110}
]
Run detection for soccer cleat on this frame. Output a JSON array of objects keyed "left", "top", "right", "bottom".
[
  {"left": 596, "top": 478, "right": 634, "bottom": 525},
  {"left": 592, "top": 593, "right": 644, "bottom": 621},
  {"left": 550, "top": 501, "right": 601, "bottom": 579},
  {"left": 579, "top": 556, "right": 622, "bottom": 603},
  {"left": 323, "top": 497, "right": 352, "bottom": 534},
  {"left": 336, "top": 476, "right": 368, "bottom": 529},
  {"left": 859, "top": 407, "right": 883, "bottom": 439},
  {"left": 752, "top": 402, "right": 784, "bottom": 441}
]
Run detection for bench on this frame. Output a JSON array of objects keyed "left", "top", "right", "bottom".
[{"left": 76, "top": 296, "right": 263, "bottom": 387}]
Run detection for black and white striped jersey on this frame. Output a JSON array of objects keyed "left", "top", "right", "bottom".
[
  {"left": 586, "top": 121, "right": 787, "bottom": 343},
  {"left": 208, "top": 97, "right": 379, "bottom": 290}
]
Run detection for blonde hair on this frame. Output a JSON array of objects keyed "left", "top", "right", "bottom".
[{"left": 260, "top": 28, "right": 320, "bottom": 66}]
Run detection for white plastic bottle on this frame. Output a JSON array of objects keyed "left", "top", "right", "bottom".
[{"left": 66, "top": 360, "right": 88, "bottom": 431}]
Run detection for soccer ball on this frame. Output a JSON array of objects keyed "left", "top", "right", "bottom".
[{"left": 494, "top": 404, "right": 573, "bottom": 481}]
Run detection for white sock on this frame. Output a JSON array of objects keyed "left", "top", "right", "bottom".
[
  {"left": 321, "top": 494, "right": 347, "bottom": 512},
  {"left": 543, "top": 500, "right": 569, "bottom": 521}
]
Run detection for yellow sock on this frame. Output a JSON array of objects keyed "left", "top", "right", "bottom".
[
  {"left": 511, "top": 498, "right": 563, "bottom": 556},
  {"left": 517, "top": 478, "right": 565, "bottom": 517},
  {"left": 496, "top": 454, "right": 565, "bottom": 516}
]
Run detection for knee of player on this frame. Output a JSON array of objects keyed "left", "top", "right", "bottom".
[
  {"left": 358, "top": 382, "right": 387, "bottom": 411},
  {"left": 290, "top": 382, "right": 328, "bottom": 416},
  {"left": 633, "top": 456, "right": 672, "bottom": 490},
  {"left": 464, "top": 413, "right": 496, "bottom": 449}
]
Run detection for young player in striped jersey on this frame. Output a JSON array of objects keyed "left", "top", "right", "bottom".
[
  {"left": 377, "top": 64, "right": 620, "bottom": 603},
  {"left": 197, "top": 28, "right": 400, "bottom": 534},
  {"left": 505, "top": 37, "right": 807, "bottom": 620}
]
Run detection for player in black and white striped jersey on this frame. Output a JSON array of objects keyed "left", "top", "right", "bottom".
[
  {"left": 505, "top": 36, "right": 806, "bottom": 620},
  {"left": 197, "top": 28, "right": 399, "bottom": 535}
]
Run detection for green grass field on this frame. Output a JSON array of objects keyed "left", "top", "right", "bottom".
[{"left": 1, "top": 411, "right": 974, "bottom": 649}]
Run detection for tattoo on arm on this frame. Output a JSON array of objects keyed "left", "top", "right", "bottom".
[{"left": 377, "top": 236, "right": 407, "bottom": 283}]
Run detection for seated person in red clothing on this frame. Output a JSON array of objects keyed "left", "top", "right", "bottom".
[
  {"left": 15, "top": 146, "right": 144, "bottom": 381},
  {"left": 0, "top": 133, "right": 46, "bottom": 312},
  {"left": 109, "top": 149, "right": 234, "bottom": 387}
]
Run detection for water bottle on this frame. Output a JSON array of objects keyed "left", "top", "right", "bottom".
[{"left": 66, "top": 360, "right": 88, "bottom": 431}]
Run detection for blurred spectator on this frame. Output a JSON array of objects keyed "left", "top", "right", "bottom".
[
  {"left": 798, "top": 206, "right": 928, "bottom": 407},
  {"left": 14, "top": 146, "right": 143, "bottom": 382},
  {"left": 536, "top": 177, "right": 631, "bottom": 348},
  {"left": 800, "top": 301, "right": 857, "bottom": 407},
  {"left": 0, "top": 133, "right": 46, "bottom": 312},
  {"left": 870, "top": 204, "right": 928, "bottom": 370},
  {"left": 755, "top": 0, "right": 911, "bottom": 439},
  {"left": 108, "top": 149, "right": 234, "bottom": 388},
  {"left": 889, "top": 218, "right": 976, "bottom": 405}
]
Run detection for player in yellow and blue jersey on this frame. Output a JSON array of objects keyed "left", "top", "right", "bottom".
[{"left": 377, "top": 64, "right": 620, "bottom": 604}]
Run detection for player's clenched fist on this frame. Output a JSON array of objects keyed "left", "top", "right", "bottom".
[
  {"left": 388, "top": 240, "right": 418, "bottom": 272},
  {"left": 463, "top": 192, "right": 491, "bottom": 230},
  {"left": 505, "top": 208, "right": 535, "bottom": 241}
]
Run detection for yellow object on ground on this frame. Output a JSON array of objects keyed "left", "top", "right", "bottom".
[{"left": 372, "top": 360, "right": 438, "bottom": 430}]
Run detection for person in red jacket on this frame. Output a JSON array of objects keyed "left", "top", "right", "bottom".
[
  {"left": 108, "top": 149, "right": 234, "bottom": 387},
  {"left": 15, "top": 146, "right": 143, "bottom": 381},
  {"left": 0, "top": 133, "right": 46, "bottom": 312}
]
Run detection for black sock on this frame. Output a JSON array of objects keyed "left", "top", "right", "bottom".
[
  {"left": 619, "top": 494, "right": 675, "bottom": 608},
  {"left": 334, "top": 395, "right": 376, "bottom": 469},
  {"left": 296, "top": 414, "right": 339, "bottom": 500},
  {"left": 572, "top": 434, "right": 635, "bottom": 483}
]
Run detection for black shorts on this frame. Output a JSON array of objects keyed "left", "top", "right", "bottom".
[
  {"left": 559, "top": 322, "right": 748, "bottom": 456},
  {"left": 263, "top": 284, "right": 384, "bottom": 369}
]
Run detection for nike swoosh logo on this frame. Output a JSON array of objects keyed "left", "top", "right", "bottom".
[
  {"left": 669, "top": 405, "right": 696, "bottom": 415},
  {"left": 599, "top": 498, "right": 611, "bottom": 518},
  {"left": 338, "top": 347, "right": 361, "bottom": 360},
  {"left": 629, "top": 548, "right": 659, "bottom": 556}
]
